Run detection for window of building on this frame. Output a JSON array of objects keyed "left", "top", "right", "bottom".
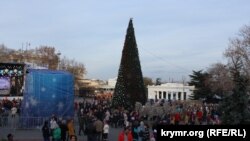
[
  {"left": 159, "top": 91, "right": 162, "bottom": 99},
  {"left": 178, "top": 92, "right": 181, "bottom": 100},
  {"left": 163, "top": 91, "right": 166, "bottom": 99},
  {"left": 168, "top": 93, "right": 171, "bottom": 100},
  {"left": 173, "top": 92, "right": 176, "bottom": 100},
  {"left": 184, "top": 92, "right": 187, "bottom": 100}
]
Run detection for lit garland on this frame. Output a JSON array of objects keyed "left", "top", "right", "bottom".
[{"left": 0, "top": 63, "right": 24, "bottom": 77}]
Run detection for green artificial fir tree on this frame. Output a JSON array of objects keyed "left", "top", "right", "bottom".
[{"left": 112, "top": 19, "right": 146, "bottom": 109}]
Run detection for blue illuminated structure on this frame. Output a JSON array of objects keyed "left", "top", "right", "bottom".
[{"left": 20, "top": 69, "right": 74, "bottom": 128}]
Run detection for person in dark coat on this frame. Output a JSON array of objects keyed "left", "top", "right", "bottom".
[
  {"left": 85, "top": 118, "right": 97, "bottom": 141},
  {"left": 59, "top": 120, "right": 68, "bottom": 141},
  {"left": 7, "top": 133, "right": 14, "bottom": 141},
  {"left": 142, "top": 124, "right": 150, "bottom": 141},
  {"left": 131, "top": 120, "right": 139, "bottom": 141},
  {"left": 78, "top": 111, "right": 85, "bottom": 136},
  {"left": 42, "top": 121, "right": 51, "bottom": 141}
]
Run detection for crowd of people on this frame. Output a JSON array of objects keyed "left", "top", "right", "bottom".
[
  {"left": 0, "top": 98, "right": 21, "bottom": 127},
  {"left": 42, "top": 115, "right": 77, "bottom": 141},
  {"left": 0, "top": 97, "right": 221, "bottom": 141},
  {"left": 72, "top": 98, "right": 221, "bottom": 141},
  {"left": 144, "top": 100, "right": 221, "bottom": 126}
]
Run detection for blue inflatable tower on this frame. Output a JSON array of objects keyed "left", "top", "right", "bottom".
[{"left": 20, "top": 69, "right": 74, "bottom": 128}]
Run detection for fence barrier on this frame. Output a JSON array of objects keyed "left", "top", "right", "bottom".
[{"left": 0, "top": 115, "right": 77, "bottom": 130}]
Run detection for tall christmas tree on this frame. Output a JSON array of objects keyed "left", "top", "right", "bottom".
[{"left": 112, "top": 19, "right": 146, "bottom": 109}]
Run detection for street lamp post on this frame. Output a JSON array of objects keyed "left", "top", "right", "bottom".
[{"left": 56, "top": 51, "right": 61, "bottom": 70}]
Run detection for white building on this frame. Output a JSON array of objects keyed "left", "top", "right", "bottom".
[
  {"left": 25, "top": 62, "right": 48, "bottom": 69},
  {"left": 107, "top": 77, "right": 117, "bottom": 87},
  {"left": 98, "top": 77, "right": 117, "bottom": 94},
  {"left": 147, "top": 83, "right": 195, "bottom": 101}
]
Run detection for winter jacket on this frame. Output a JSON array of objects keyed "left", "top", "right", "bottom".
[
  {"left": 53, "top": 127, "right": 61, "bottom": 139},
  {"left": 118, "top": 131, "right": 133, "bottom": 141}
]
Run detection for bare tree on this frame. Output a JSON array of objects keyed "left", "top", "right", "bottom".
[
  {"left": 224, "top": 25, "right": 250, "bottom": 78},
  {"left": 143, "top": 77, "right": 154, "bottom": 86},
  {"left": 207, "top": 63, "right": 234, "bottom": 96},
  {"left": 35, "top": 46, "right": 59, "bottom": 70},
  {"left": 0, "top": 45, "right": 86, "bottom": 79},
  {"left": 0, "top": 44, "right": 15, "bottom": 62},
  {"left": 59, "top": 56, "right": 86, "bottom": 79}
]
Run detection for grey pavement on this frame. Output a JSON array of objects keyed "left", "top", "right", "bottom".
[
  {"left": 1, "top": 98, "right": 122, "bottom": 141},
  {"left": 1, "top": 126, "right": 121, "bottom": 141},
  {"left": 0, "top": 114, "right": 122, "bottom": 141}
]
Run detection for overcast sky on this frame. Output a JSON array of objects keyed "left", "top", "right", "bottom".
[{"left": 1, "top": 0, "right": 250, "bottom": 82}]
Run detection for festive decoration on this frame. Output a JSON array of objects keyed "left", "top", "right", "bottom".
[
  {"left": 112, "top": 19, "right": 146, "bottom": 109},
  {"left": 0, "top": 63, "right": 24, "bottom": 77},
  {"left": 20, "top": 69, "right": 74, "bottom": 128}
]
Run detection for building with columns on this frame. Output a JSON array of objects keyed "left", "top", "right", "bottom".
[{"left": 147, "top": 83, "right": 195, "bottom": 101}]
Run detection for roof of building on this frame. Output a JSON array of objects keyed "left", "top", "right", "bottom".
[{"left": 148, "top": 83, "right": 195, "bottom": 89}]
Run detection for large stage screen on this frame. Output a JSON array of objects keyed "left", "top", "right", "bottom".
[
  {"left": 0, "top": 63, "right": 25, "bottom": 96},
  {"left": 0, "top": 77, "right": 11, "bottom": 95}
]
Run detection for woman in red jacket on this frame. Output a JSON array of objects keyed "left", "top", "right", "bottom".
[{"left": 118, "top": 126, "right": 133, "bottom": 141}]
